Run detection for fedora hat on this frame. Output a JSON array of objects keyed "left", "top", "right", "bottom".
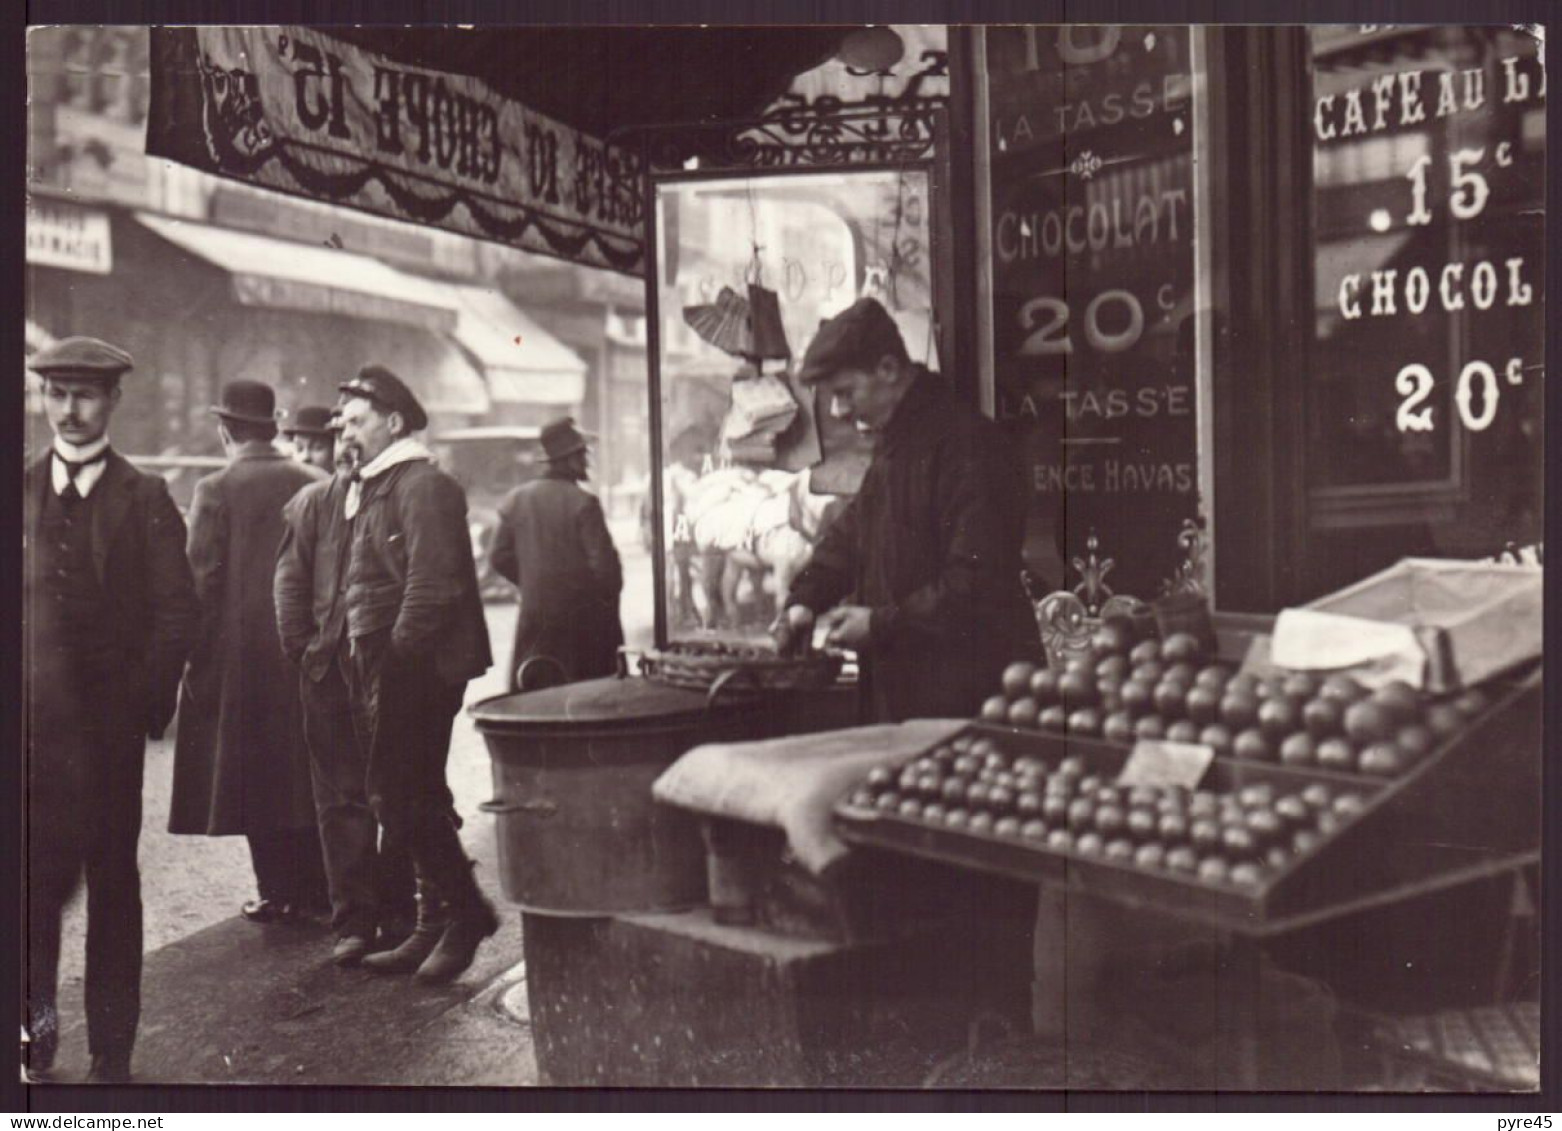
[
  {"left": 540, "top": 417, "right": 589, "bottom": 462},
  {"left": 210, "top": 380, "right": 279, "bottom": 424}
]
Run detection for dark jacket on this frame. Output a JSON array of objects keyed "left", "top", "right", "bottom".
[
  {"left": 23, "top": 449, "right": 200, "bottom": 741},
  {"left": 274, "top": 473, "right": 352, "bottom": 682},
  {"left": 491, "top": 472, "right": 624, "bottom": 689},
  {"left": 169, "top": 444, "right": 324, "bottom": 836},
  {"left": 787, "top": 370, "right": 1039, "bottom": 723},
  {"left": 344, "top": 458, "right": 491, "bottom": 686}
]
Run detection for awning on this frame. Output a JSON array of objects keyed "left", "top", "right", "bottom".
[
  {"left": 434, "top": 282, "right": 587, "bottom": 406},
  {"left": 137, "top": 213, "right": 459, "bottom": 334},
  {"left": 145, "top": 26, "right": 849, "bottom": 275}
]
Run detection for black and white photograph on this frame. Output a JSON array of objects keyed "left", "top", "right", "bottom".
[{"left": 18, "top": 18, "right": 1546, "bottom": 1097}]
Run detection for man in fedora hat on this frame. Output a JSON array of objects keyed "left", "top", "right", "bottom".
[
  {"left": 490, "top": 416, "right": 624, "bottom": 691},
  {"left": 281, "top": 404, "right": 341, "bottom": 475},
  {"left": 23, "top": 337, "right": 200, "bottom": 1082},
  {"left": 773, "top": 297, "right": 1038, "bottom": 723},
  {"left": 169, "top": 380, "right": 330, "bottom": 927},
  {"left": 275, "top": 399, "right": 415, "bottom": 966},
  {"left": 334, "top": 365, "right": 496, "bottom": 983}
]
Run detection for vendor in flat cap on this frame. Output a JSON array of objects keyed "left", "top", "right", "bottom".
[
  {"left": 490, "top": 416, "right": 624, "bottom": 692},
  {"left": 334, "top": 365, "right": 495, "bottom": 984},
  {"left": 773, "top": 298, "right": 1039, "bottom": 723},
  {"left": 282, "top": 404, "right": 341, "bottom": 475},
  {"left": 169, "top": 380, "right": 330, "bottom": 928},
  {"left": 23, "top": 337, "right": 199, "bottom": 1083}
]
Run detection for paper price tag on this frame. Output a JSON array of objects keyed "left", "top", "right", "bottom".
[{"left": 1118, "top": 739, "right": 1215, "bottom": 790}]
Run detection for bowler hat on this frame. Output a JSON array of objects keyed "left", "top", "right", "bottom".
[
  {"left": 338, "top": 365, "right": 428, "bottom": 432},
  {"left": 540, "top": 417, "right": 588, "bottom": 462},
  {"left": 210, "top": 380, "right": 279, "bottom": 424},
  {"left": 283, "top": 404, "right": 336, "bottom": 437},
  {"left": 796, "top": 297, "right": 909, "bottom": 386},
  {"left": 28, "top": 336, "right": 134, "bottom": 382}
]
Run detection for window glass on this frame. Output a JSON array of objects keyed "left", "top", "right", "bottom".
[
  {"left": 982, "top": 25, "right": 1203, "bottom": 604},
  {"left": 1308, "top": 26, "right": 1544, "bottom": 561},
  {"left": 654, "top": 169, "right": 935, "bottom": 641}
]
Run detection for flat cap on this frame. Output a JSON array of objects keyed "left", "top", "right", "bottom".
[
  {"left": 795, "top": 297, "right": 908, "bottom": 386},
  {"left": 339, "top": 365, "right": 428, "bottom": 432},
  {"left": 28, "top": 336, "right": 134, "bottom": 381},
  {"left": 283, "top": 404, "right": 338, "bottom": 436}
]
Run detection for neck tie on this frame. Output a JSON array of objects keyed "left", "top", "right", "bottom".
[{"left": 57, "top": 451, "right": 104, "bottom": 502}]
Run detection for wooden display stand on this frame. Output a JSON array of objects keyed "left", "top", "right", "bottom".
[{"left": 522, "top": 869, "right": 1036, "bottom": 1087}]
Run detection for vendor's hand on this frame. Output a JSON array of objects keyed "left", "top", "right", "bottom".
[
  {"left": 820, "top": 605, "right": 873, "bottom": 650},
  {"left": 771, "top": 605, "right": 815, "bottom": 657}
]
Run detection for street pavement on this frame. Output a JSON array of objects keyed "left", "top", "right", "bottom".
[{"left": 38, "top": 541, "right": 659, "bottom": 1087}]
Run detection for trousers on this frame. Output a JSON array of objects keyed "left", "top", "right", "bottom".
[
  {"left": 245, "top": 827, "right": 330, "bottom": 909},
  {"left": 344, "top": 630, "right": 475, "bottom": 905},
  {"left": 26, "top": 664, "right": 144, "bottom": 1063},
  {"left": 301, "top": 657, "right": 415, "bottom": 937}
]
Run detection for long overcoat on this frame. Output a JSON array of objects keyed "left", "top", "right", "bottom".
[
  {"left": 490, "top": 473, "right": 624, "bottom": 690},
  {"left": 169, "top": 443, "right": 325, "bottom": 836}
]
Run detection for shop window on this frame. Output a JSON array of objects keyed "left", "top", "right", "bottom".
[
  {"left": 1306, "top": 26, "right": 1544, "bottom": 565},
  {"left": 978, "top": 25, "right": 1206, "bottom": 605},
  {"left": 653, "top": 168, "right": 935, "bottom": 642}
]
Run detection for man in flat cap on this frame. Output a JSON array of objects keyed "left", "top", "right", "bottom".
[
  {"left": 334, "top": 366, "right": 496, "bottom": 983},
  {"left": 490, "top": 417, "right": 624, "bottom": 691},
  {"left": 275, "top": 400, "right": 416, "bottom": 966},
  {"left": 773, "top": 298, "right": 1039, "bottom": 723},
  {"left": 23, "top": 337, "right": 199, "bottom": 1083},
  {"left": 282, "top": 404, "right": 341, "bottom": 475},
  {"left": 169, "top": 381, "right": 330, "bottom": 926}
]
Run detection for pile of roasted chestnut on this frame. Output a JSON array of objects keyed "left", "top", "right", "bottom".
[
  {"left": 976, "top": 623, "right": 1489, "bottom": 778},
  {"left": 845, "top": 732, "right": 1369, "bottom": 889}
]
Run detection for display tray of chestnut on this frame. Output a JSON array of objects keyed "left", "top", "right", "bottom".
[
  {"left": 975, "top": 631, "right": 1498, "bottom": 780},
  {"left": 834, "top": 723, "right": 1388, "bottom": 912}
]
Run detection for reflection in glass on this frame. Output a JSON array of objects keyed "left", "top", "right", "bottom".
[{"left": 655, "top": 169, "right": 935, "bottom": 642}]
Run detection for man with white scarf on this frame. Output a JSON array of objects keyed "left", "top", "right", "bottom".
[{"left": 334, "top": 366, "right": 497, "bottom": 984}]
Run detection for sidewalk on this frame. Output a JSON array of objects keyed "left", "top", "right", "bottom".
[{"left": 34, "top": 850, "right": 537, "bottom": 1087}]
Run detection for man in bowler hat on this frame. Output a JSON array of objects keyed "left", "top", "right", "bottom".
[
  {"left": 168, "top": 381, "right": 330, "bottom": 925},
  {"left": 282, "top": 404, "right": 341, "bottom": 475},
  {"left": 773, "top": 297, "right": 1038, "bottom": 723},
  {"left": 23, "top": 337, "right": 199, "bottom": 1082},
  {"left": 275, "top": 402, "right": 417, "bottom": 966},
  {"left": 490, "top": 417, "right": 624, "bottom": 690},
  {"left": 334, "top": 366, "right": 497, "bottom": 983}
]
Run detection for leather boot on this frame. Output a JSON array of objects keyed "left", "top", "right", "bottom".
[
  {"left": 414, "top": 866, "right": 500, "bottom": 984},
  {"left": 362, "top": 881, "right": 447, "bottom": 975}
]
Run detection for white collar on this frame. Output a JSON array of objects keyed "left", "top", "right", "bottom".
[
  {"left": 51, "top": 436, "right": 112, "bottom": 499},
  {"left": 54, "top": 435, "right": 111, "bottom": 464}
]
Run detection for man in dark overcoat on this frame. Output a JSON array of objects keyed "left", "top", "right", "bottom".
[
  {"left": 169, "top": 380, "right": 329, "bottom": 923},
  {"left": 774, "top": 298, "right": 1039, "bottom": 723},
  {"left": 275, "top": 405, "right": 416, "bottom": 966},
  {"left": 23, "top": 338, "right": 199, "bottom": 1083},
  {"left": 334, "top": 366, "right": 497, "bottom": 984},
  {"left": 490, "top": 417, "right": 624, "bottom": 690}
]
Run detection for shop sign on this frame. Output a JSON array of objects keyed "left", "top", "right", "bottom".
[
  {"left": 983, "top": 26, "right": 1200, "bottom": 601},
  {"left": 1309, "top": 27, "right": 1545, "bottom": 496},
  {"left": 26, "top": 197, "right": 113, "bottom": 273},
  {"left": 146, "top": 27, "right": 645, "bottom": 275}
]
